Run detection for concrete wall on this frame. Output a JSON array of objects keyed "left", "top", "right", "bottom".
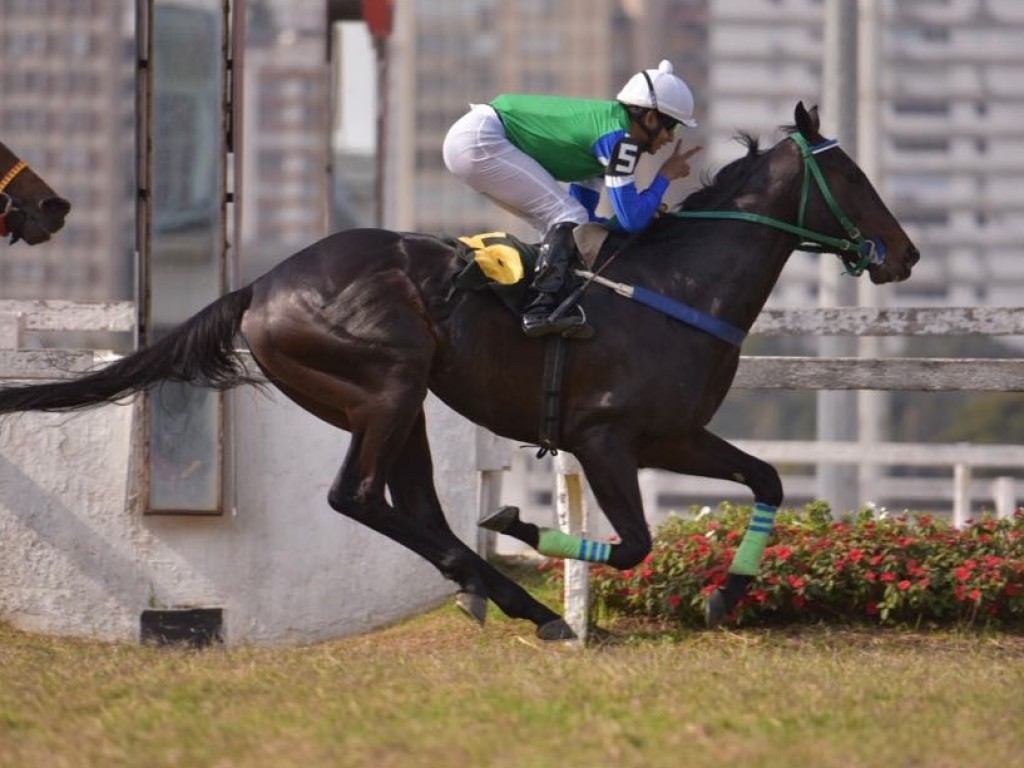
[{"left": 0, "top": 375, "right": 488, "bottom": 646}]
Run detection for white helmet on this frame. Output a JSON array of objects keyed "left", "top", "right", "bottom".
[{"left": 616, "top": 59, "right": 697, "bottom": 128}]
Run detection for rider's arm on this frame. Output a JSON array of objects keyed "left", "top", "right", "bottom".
[{"left": 593, "top": 132, "right": 669, "bottom": 233}]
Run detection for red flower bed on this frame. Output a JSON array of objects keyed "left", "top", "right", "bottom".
[{"left": 561, "top": 502, "right": 1024, "bottom": 628}]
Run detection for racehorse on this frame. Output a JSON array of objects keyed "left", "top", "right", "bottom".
[
  {"left": 0, "top": 139, "right": 71, "bottom": 245},
  {"left": 0, "top": 104, "right": 917, "bottom": 640}
]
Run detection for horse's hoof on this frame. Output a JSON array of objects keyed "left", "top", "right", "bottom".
[
  {"left": 478, "top": 505, "right": 520, "bottom": 533},
  {"left": 536, "top": 619, "right": 577, "bottom": 642},
  {"left": 705, "top": 587, "right": 728, "bottom": 629},
  {"left": 456, "top": 591, "right": 487, "bottom": 627}
]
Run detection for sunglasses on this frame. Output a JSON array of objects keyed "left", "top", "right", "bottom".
[{"left": 658, "top": 114, "right": 682, "bottom": 137}]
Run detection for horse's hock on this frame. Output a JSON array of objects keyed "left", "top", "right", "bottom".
[{"left": 0, "top": 303, "right": 495, "bottom": 645}]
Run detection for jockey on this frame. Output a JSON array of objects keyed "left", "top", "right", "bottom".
[{"left": 443, "top": 59, "right": 702, "bottom": 338}]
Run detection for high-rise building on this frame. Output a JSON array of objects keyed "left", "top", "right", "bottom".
[
  {"left": 0, "top": 0, "right": 134, "bottom": 302},
  {"left": 239, "top": 0, "right": 331, "bottom": 282},
  {"left": 389, "top": 1, "right": 618, "bottom": 238},
  {"left": 703, "top": 0, "right": 1024, "bottom": 313}
]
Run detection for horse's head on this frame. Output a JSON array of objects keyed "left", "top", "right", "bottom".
[
  {"left": 0, "top": 140, "right": 71, "bottom": 245},
  {"left": 790, "top": 102, "right": 919, "bottom": 284}
]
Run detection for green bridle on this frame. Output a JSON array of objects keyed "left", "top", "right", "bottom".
[{"left": 670, "top": 133, "right": 886, "bottom": 277}]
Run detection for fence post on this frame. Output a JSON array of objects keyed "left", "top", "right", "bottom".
[
  {"left": 555, "top": 452, "right": 589, "bottom": 643},
  {"left": 953, "top": 461, "right": 972, "bottom": 528},
  {"left": 992, "top": 476, "right": 1016, "bottom": 520},
  {"left": 0, "top": 313, "right": 25, "bottom": 349},
  {"left": 638, "top": 468, "right": 660, "bottom": 527},
  {"left": 475, "top": 427, "right": 511, "bottom": 557}
]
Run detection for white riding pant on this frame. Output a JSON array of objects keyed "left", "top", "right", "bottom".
[{"left": 443, "top": 103, "right": 589, "bottom": 237}]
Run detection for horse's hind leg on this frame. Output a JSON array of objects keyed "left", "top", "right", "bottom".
[
  {"left": 243, "top": 272, "right": 567, "bottom": 638},
  {"left": 325, "top": 390, "right": 496, "bottom": 607},
  {"left": 642, "top": 427, "right": 784, "bottom": 627},
  {"left": 387, "top": 411, "right": 565, "bottom": 635},
  {"left": 247, "top": 344, "right": 495, "bottom": 621}
]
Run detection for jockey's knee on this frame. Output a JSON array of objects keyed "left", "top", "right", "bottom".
[{"left": 606, "top": 532, "right": 652, "bottom": 570}]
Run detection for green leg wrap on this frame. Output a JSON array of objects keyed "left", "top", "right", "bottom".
[
  {"left": 537, "top": 528, "right": 611, "bottom": 563},
  {"left": 728, "top": 503, "right": 777, "bottom": 576}
]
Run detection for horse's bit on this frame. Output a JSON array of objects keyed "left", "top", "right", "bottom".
[{"left": 0, "top": 158, "right": 28, "bottom": 223}]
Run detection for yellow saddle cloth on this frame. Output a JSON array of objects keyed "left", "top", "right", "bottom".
[{"left": 456, "top": 231, "right": 529, "bottom": 285}]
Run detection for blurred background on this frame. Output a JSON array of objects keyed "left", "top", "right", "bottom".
[{"left": 2, "top": 0, "right": 1024, "bottom": 513}]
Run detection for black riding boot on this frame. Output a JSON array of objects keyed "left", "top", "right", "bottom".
[{"left": 521, "top": 222, "right": 592, "bottom": 339}]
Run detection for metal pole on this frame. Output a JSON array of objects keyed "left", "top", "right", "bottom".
[
  {"left": 856, "top": 0, "right": 886, "bottom": 502},
  {"left": 816, "top": 0, "right": 860, "bottom": 513},
  {"left": 373, "top": 35, "right": 387, "bottom": 227}
]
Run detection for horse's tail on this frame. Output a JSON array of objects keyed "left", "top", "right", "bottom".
[{"left": 0, "top": 285, "right": 258, "bottom": 415}]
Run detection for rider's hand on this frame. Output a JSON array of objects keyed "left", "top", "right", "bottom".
[{"left": 657, "top": 142, "right": 702, "bottom": 182}]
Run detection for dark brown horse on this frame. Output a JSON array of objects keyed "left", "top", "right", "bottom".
[
  {"left": 0, "top": 104, "right": 917, "bottom": 639},
  {"left": 0, "top": 139, "right": 71, "bottom": 245}
]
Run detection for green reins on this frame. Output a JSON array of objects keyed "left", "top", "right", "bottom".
[{"left": 670, "top": 133, "right": 885, "bottom": 277}]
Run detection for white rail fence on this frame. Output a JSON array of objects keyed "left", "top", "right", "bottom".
[
  {"left": 0, "top": 300, "right": 134, "bottom": 373},
  {"left": 5, "top": 302, "right": 1024, "bottom": 644},
  {"left": 0, "top": 300, "right": 489, "bottom": 645}
]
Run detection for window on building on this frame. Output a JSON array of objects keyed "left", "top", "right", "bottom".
[
  {"left": 893, "top": 99, "right": 949, "bottom": 117},
  {"left": 892, "top": 137, "right": 950, "bottom": 153},
  {"left": 902, "top": 209, "right": 949, "bottom": 227}
]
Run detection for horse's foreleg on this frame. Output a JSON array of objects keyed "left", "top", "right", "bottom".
[
  {"left": 481, "top": 436, "right": 653, "bottom": 571},
  {"left": 570, "top": 438, "right": 653, "bottom": 570},
  {"left": 478, "top": 505, "right": 619, "bottom": 564},
  {"left": 642, "top": 428, "right": 784, "bottom": 627},
  {"left": 388, "top": 413, "right": 564, "bottom": 635},
  {"left": 486, "top": 434, "right": 653, "bottom": 570}
]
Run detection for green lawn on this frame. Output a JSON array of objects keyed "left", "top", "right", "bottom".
[{"left": 2, "top": 565, "right": 1023, "bottom": 768}]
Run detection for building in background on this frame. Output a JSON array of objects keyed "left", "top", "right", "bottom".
[
  {"left": 3, "top": 1, "right": 1021, "bottom": 317},
  {"left": 703, "top": 0, "right": 1024, "bottom": 315},
  {"left": 0, "top": 0, "right": 134, "bottom": 304},
  {"left": 372, "top": 0, "right": 1024, "bottom": 519},
  {"left": 387, "top": 0, "right": 618, "bottom": 239},
  {"left": 622, "top": 0, "right": 711, "bottom": 187},
  {"left": 239, "top": 0, "right": 331, "bottom": 282}
]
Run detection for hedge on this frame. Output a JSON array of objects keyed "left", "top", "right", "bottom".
[{"left": 552, "top": 502, "right": 1024, "bottom": 629}]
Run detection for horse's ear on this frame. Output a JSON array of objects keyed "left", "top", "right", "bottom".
[{"left": 794, "top": 101, "right": 823, "bottom": 141}]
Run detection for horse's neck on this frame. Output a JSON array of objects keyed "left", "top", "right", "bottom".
[
  {"left": 702, "top": 149, "right": 805, "bottom": 326},
  {"left": 643, "top": 173, "right": 800, "bottom": 330}
]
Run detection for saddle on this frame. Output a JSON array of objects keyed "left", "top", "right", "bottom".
[
  {"left": 447, "top": 224, "right": 610, "bottom": 314},
  {"left": 448, "top": 225, "right": 611, "bottom": 456}
]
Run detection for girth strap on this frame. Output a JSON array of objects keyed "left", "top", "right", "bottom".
[{"left": 537, "top": 336, "right": 567, "bottom": 457}]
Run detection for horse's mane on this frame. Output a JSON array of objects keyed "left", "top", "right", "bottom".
[{"left": 677, "top": 132, "right": 765, "bottom": 212}]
